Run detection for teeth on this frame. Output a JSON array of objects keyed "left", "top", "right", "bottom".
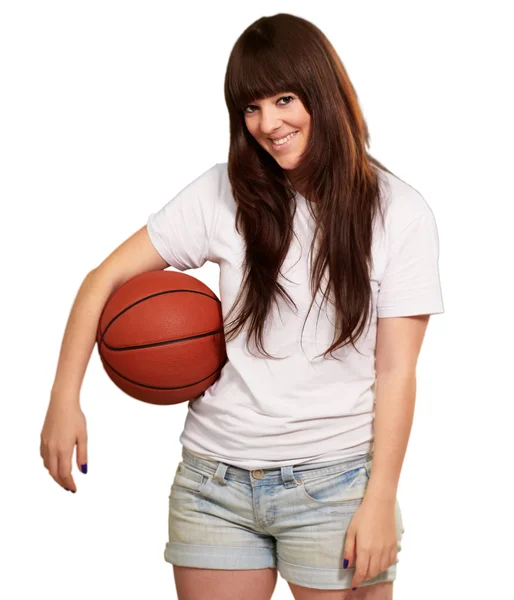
[{"left": 272, "top": 131, "right": 297, "bottom": 145}]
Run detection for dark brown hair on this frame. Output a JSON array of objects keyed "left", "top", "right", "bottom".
[{"left": 222, "top": 13, "right": 395, "bottom": 360}]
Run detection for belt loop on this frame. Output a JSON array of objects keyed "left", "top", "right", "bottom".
[
  {"left": 364, "top": 454, "right": 373, "bottom": 479},
  {"left": 212, "top": 462, "right": 229, "bottom": 485},
  {"left": 280, "top": 465, "right": 300, "bottom": 488}
]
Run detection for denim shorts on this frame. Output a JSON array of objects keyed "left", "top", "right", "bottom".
[{"left": 164, "top": 447, "right": 405, "bottom": 591}]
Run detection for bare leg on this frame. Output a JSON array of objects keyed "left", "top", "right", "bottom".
[{"left": 173, "top": 565, "right": 278, "bottom": 600}]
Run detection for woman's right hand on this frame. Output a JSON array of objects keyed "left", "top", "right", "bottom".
[{"left": 40, "top": 394, "right": 88, "bottom": 493}]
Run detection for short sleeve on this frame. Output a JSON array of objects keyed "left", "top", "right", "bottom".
[
  {"left": 146, "top": 164, "right": 219, "bottom": 271},
  {"left": 377, "top": 212, "right": 445, "bottom": 318}
]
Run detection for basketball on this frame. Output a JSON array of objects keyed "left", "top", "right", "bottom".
[{"left": 95, "top": 270, "right": 227, "bottom": 406}]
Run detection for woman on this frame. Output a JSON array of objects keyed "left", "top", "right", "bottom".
[{"left": 41, "top": 13, "right": 444, "bottom": 600}]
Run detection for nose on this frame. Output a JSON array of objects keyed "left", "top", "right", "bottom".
[{"left": 258, "top": 107, "right": 283, "bottom": 136}]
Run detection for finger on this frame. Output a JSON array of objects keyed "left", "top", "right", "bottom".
[
  {"left": 351, "top": 552, "right": 370, "bottom": 588},
  {"left": 47, "top": 446, "right": 64, "bottom": 489},
  {"left": 76, "top": 430, "right": 88, "bottom": 475},
  {"left": 343, "top": 531, "right": 356, "bottom": 569},
  {"left": 58, "top": 449, "right": 76, "bottom": 492},
  {"left": 368, "top": 549, "right": 381, "bottom": 582},
  {"left": 40, "top": 439, "right": 47, "bottom": 464},
  {"left": 388, "top": 548, "right": 398, "bottom": 571}
]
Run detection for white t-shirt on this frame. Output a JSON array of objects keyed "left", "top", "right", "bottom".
[{"left": 146, "top": 162, "right": 444, "bottom": 469}]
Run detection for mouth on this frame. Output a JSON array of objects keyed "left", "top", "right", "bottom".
[{"left": 269, "top": 130, "right": 299, "bottom": 151}]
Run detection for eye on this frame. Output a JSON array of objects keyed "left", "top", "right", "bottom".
[
  {"left": 243, "top": 95, "right": 294, "bottom": 115},
  {"left": 278, "top": 95, "right": 294, "bottom": 106}
]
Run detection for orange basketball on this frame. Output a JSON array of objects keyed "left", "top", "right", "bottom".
[{"left": 96, "top": 270, "right": 227, "bottom": 405}]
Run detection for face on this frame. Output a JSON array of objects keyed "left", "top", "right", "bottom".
[{"left": 243, "top": 92, "right": 311, "bottom": 172}]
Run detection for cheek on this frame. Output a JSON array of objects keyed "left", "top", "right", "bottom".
[{"left": 245, "top": 123, "right": 259, "bottom": 140}]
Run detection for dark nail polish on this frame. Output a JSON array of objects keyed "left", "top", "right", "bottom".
[
  {"left": 352, "top": 588, "right": 358, "bottom": 591},
  {"left": 343, "top": 558, "right": 349, "bottom": 568},
  {"left": 81, "top": 464, "right": 88, "bottom": 474},
  {"left": 64, "top": 488, "right": 70, "bottom": 491}
]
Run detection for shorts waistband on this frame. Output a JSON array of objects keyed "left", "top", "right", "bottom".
[{"left": 180, "top": 446, "right": 373, "bottom": 486}]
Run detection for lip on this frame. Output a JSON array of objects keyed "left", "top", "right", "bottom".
[{"left": 269, "top": 130, "right": 299, "bottom": 150}]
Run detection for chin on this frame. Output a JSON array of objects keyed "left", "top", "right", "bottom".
[{"left": 277, "top": 158, "right": 300, "bottom": 170}]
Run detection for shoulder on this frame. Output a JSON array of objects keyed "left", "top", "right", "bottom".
[
  {"left": 215, "top": 161, "right": 230, "bottom": 193},
  {"left": 194, "top": 162, "right": 231, "bottom": 201},
  {"left": 187, "top": 162, "right": 223, "bottom": 191},
  {"left": 377, "top": 168, "right": 437, "bottom": 238}
]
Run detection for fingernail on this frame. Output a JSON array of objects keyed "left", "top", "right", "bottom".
[
  {"left": 64, "top": 488, "right": 70, "bottom": 491},
  {"left": 81, "top": 464, "right": 88, "bottom": 474},
  {"left": 343, "top": 558, "right": 349, "bottom": 568},
  {"left": 352, "top": 588, "right": 358, "bottom": 591}
]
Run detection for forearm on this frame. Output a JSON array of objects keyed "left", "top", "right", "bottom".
[
  {"left": 364, "top": 371, "right": 416, "bottom": 504},
  {"left": 51, "top": 269, "right": 117, "bottom": 401}
]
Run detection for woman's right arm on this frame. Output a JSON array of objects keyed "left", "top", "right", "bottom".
[{"left": 40, "top": 225, "right": 169, "bottom": 493}]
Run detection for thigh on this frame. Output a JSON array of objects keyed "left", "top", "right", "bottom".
[{"left": 173, "top": 566, "right": 278, "bottom": 600}]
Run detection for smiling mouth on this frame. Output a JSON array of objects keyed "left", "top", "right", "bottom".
[{"left": 269, "top": 130, "right": 299, "bottom": 149}]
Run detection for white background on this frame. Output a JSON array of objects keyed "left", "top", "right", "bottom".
[{"left": 1, "top": 1, "right": 512, "bottom": 598}]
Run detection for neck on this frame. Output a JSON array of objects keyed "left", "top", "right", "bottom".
[{"left": 286, "top": 175, "right": 307, "bottom": 199}]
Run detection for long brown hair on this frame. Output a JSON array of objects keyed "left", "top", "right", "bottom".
[{"left": 222, "top": 13, "right": 395, "bottom": 360}]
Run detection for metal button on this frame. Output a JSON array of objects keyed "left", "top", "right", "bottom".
[{"left": 251, "top": 469, "right": 264, "bottom": 479}]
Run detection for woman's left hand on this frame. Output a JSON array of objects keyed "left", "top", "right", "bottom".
[{"left": 343, "top": 497, "right": 398, "bottom": 589}]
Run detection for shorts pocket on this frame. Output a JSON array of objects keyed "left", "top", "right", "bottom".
[
  {"left": 171, "top": 462, "right": 210, "bottom": 494},
  {"left": 299, "top": 461, "right": 371, "bottom": 505}
]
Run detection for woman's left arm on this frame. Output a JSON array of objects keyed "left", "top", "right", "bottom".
[
  {"left": 343, "top": 314, "right": 431, "bottom": 588},
  {"left": 365, "top": 314, "right": 431, "bottom": 504}
]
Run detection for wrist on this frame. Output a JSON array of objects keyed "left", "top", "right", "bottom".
[{"left": 364, "top": 479, "right": 398, "bottom": 505}]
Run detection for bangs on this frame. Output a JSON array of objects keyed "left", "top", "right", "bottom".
[{"left": 227, "top": 44, "right": 301, "bottom": 111}]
